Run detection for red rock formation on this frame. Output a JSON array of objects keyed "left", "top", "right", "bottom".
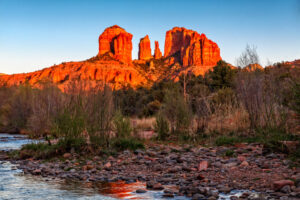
[
  {"left": 244, "top": 64, "right": 263, "bottom": 71},
  {"left": 0, "top": 58, "right": 147, "bottom": 91},
  {"left": 154, "top": 41, "right": 162, "bottom": 59},
  {"left": 164, "top": 27, "right": 221, "bottom": 67},
  {"left": 98, "top": 25, "right": 132, "bottom": 63},
  {"left": 0, "top": 25, "right": 225, "bottom": 91},
  {"left": 138, "top": 35, "right": 152, "bottom": 60}
]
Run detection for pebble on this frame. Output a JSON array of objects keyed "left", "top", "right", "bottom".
[{"left": 3, "top": 143, "right": 297, "bottom": 200}]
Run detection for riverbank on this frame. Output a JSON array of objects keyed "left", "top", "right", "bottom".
[
  {"left": 0, "top": 133, "right": 118, "bottom": 200},
  {"left": 2, "top": 142, "right": 300, "bottom": 200}
]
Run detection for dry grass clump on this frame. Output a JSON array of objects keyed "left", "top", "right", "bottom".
[
  {"left": 131, "top": 117, "right": 155, "bottom": 131},
  {"left": 205, "top": 107, "right": 249, "bottom": 134},
  {"left": 130, "top": 117, "right": 156, "bottom": 139}
]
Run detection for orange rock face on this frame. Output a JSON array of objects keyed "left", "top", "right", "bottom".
[
  {"left": 244, "top": 64, "right": 263, "bottom": 71},
  {"left": 138, "top": 35, "right": 152, "bottom": 60},
  {"left": 154, "top": 41, "right": 162, "bottom": 59},
  {"left": 98, "top": 25, "right": 133, "bottom": 63},
  {"left": 0, "top": 55, "right": 147, "bottom": 91},
  {"left": 0, "top": 25, "right": 224, "bottom": 90},
  {"left": 164, "top": 27, "right": 221, "bottom": 67}
]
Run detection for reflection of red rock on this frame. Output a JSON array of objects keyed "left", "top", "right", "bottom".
[
  {"left": 96, "top": 181, "right": 146, "bottom": 199},
  {"left": 164, "top": 27, "right": 221, "bottom": 67},
  {"left": 154, "top": 41, "right": 162, "bottom": 59},
  {"left": 138, "top": 35, "right": 152, "bottom": 60},
  {"left": 98, "top": 25, "right": 132, "bottom": 63}
]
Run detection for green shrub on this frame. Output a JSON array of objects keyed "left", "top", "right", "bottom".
[
  {"left": 145, "top": 100, "right": 161, "bottom": 116},
  {"left": 224, "top": 149, "right": 235, "bottom": 157},
  {"left": 20, "top": 137, "right": 87, "bottom": 159},
  {"left": 292, "top": 82, "right": 300, "bottom": 115},
  {"left": 162, "top": 86, "right": 192, "bottom": 133},
  {"left": 206, "top": 60, "right": 237, "bottom": 90},
  {"left": 215, "top": 136, "right": 240, "bottom": 146},
  {"left": 53, "top": 109, "right": 86, "bottom": 139},
  {"left": 20, "top": 142, "right": 57, "bottom": 159},
  {"left": 212, "top": 87, "right": 236, "bottom": 107},
  {"left": 3, "top": 85, "right": 33, "bottom": 132},
  {"left": 155, "top": 113, "right": 169, "bottom": 140},
  {"left": 112, "top": 138, "right": 145, "bottom": 151},
  {"left": 56, "top": 137, "right": 86, "bottom": 152},
  {"left": 22, "top": 142, "right": 51, "bottom": 151},
  {"left": 113, "top": 110, "right": 132, "bottom": 138},
  {"left": 255, "top": 128, "right": 299, "bottom": 154}
]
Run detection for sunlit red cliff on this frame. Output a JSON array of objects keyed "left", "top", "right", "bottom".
[{"left": 0, "top": 25, "right": 222, "bottom": 90}]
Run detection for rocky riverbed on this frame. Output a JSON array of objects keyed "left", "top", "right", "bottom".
[{"left": 2, "top": 143, "right": 300, "bottom": 200}]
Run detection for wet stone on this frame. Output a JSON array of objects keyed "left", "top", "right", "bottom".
[{"left": 136, "top": 189, "right": 147, "bottom": 193}]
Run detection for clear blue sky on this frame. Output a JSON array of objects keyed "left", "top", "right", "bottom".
[{"left": 0, "top": 0, "right": 300, "bottom": 74}]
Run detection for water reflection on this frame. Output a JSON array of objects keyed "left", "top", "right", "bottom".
[
  {"left": 0, "top": 161, "right": 116, "bottom": 200},
  {"left": 62, "top": 180, "right": 187, "bottom": 200},
  {"left": 0, "top": 133, "right": 257, "bottom": 200},
  {"left": 0, "top": 133, "right": 187, "bottom": 200}
]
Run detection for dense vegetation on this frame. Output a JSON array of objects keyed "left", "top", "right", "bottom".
[{"left": 0, "top": 59, "right": 299, "bottom": 160}]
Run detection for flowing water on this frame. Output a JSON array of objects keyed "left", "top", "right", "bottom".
[
  {"left": 0, "top": 134, "right": 188, "bottom": 200},
  {"left": 0, "top": 133, "right": 255, "bottom": 200}
]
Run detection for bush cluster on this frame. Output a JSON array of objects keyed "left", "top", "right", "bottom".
[{"left": 0, "top": 60, "right": 299, "bottom": 159}]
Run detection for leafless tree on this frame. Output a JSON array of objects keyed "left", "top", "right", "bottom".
[
  {"left": 236, "top": 44, "right": 260, "bottom": 68},
  {"left": 27, "top": 82, "right": 65, "bottom": 139},
  {"left": 235, "top": 70, "right": 289, "bottom": 130}
]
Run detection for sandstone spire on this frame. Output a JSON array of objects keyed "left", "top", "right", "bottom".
[
  {"left": 154, "top": 41, "right": 162, "bottom": 59},
  {"left": 138, "top": 35, "right": 152, "bottom": 60}
]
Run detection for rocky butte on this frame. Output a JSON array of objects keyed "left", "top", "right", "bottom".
[
  {"left": 0, "top": 25, "right": 222, "bottom": 90},
  {"left": 164, "top": 27, "right": 221, "bottom": 67},
  {"left": 98, "top": 25, "right": 133, "bottom": 63}
]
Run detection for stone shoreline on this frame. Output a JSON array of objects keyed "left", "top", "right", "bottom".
[{"left": 2, "top": 143, "right": 300, "bottom": 200}]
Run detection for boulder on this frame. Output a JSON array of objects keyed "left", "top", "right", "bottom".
[
  {"left": 198, "top": 160, "right": 209, "bottom": 171},
  {"left": 152, "top": 183, "right": 164, "bottom": 190},
  {"left": 63, "top": 153, "right": 72, "bottom": 159},
  {"left": 136, "top": 189, "right": 147, "bottom": 193},
  {"left": 273, "top": 180, "right": 294, "bottom": 191}
]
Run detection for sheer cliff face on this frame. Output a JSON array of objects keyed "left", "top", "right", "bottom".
[
  {"left": 98, "top": 25, "right": 133, "bottom": 64},
  {"left": 0, "top": 25, "right": 223, "bottom": 90},
  {"left": 138, "top": 35, "right": 152, "bottom": 60},
  {"left": 164, "top": 27, "right": 221, "bottom": 67}
]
